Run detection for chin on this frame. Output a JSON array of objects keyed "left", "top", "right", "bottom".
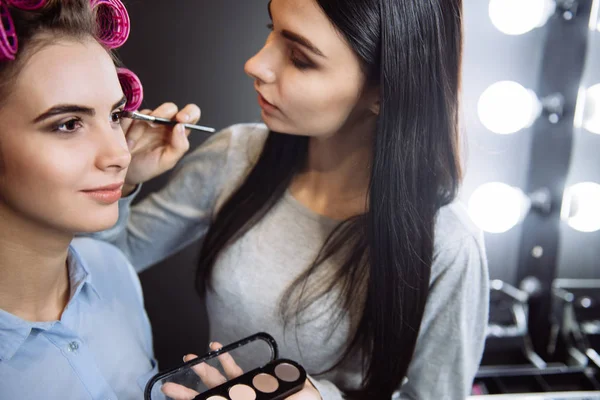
[{"left": 73, "top": 207, "right": 120, "bottom": 233}]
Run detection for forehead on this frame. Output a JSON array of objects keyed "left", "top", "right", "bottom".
[
  {"left": 11, "top": 39, "right": 122, "bottom": 112},
  {"left": 271, "top": 0, "right": 353, "bottom": 59}
]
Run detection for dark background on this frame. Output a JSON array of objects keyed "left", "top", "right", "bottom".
[{"left": 117, "top": 0, "right": 271, "bottom": 369}]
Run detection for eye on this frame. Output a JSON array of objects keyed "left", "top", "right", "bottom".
[
  {"left": 111, "top": 110, "right": 123, "bottom": 124},
  {"left": 290, "top": 48, "right": 313, "bottom": 70},
  {"left": 54, "top": 118, "right": 83, "bottom": 133}
]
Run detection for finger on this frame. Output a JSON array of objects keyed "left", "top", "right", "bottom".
[
  {"left": 184, "top": 355, "right": 228, "bottom": 389},
  {"left": 285, "top": 380, "right": 321, "bottom": 400},
  {"left": 175, "top": 104, "right": 201, "bottom": 125},
  {"left": 160, "top": 382, "right": 199, "bottom": 400},
  {"left": 150, "top": 102, "right": 179, "bottom": 120},
  {"left": 123, "top": 109, "right": 152, "bottom": 151},
  {"left": 210, "top": 342, "right": 244, "bottom": 380},
  {"left": 159, "top": 124, "right": 190, "bottom": 168}
]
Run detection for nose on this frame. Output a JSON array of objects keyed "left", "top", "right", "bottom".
[
  {"left": 95, "top": 123, "right": 131, "bottom": 172},
  {"left": 244, "top": 40, "right": 277, "bottom": 85}
]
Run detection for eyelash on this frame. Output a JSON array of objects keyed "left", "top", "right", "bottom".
[
  {"left": 52, "top": 110, "right": 124, "bottom": 134},
  {"left": 266, "top": 23, "right": 314, "bottom": 70}
]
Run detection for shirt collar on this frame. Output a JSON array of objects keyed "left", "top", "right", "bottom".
[{"left": 0, "top": 245, "right": 101, "bottom": 361}]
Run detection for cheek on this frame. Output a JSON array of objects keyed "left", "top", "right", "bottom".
[
  {"left": 280, "top": 70, "right": 364, "bottom": 132},
  {"left": 0, "top": 137, "right": 88, "bottom": 195}
]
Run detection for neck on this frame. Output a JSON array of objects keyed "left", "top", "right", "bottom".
[
  {"left": 0, "top": 204, "right": 72, "bottom": 322},
  {"left": 291, "top": 115, "right": 376, "bottom": 219}
]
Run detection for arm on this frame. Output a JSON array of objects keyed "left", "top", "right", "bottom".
[
  {"left": 91, "top": 128, "right": 233, "bottom": 272},
  {"left": 397, "top": 234, "right": 489, "bottom": 400}
]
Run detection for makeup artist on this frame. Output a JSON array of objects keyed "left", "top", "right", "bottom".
[{"left": 98, "top": 0, "right": 489, "bottom": 398}]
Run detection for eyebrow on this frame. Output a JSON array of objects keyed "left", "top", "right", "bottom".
[
  {"left": 33, "top": 95, "right": 127, "bottom": 123},
  {"left": 267, "top": 0, "right": 325, "bottom": 58}
]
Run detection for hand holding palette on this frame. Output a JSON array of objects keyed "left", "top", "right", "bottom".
[{"left": 144, "top": 333, "right": 308, "bottom": 400}]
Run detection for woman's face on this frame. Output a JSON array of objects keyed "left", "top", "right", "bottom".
[
  {"left": 244, "top": 0, "right": 377, "bottom": 138},
  {"left": 0, "top": 38, "right": 130, "bottom": 235}
]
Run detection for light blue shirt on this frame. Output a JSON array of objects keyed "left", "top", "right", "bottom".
[{"left": 0, "top": 237, "right": 157, "bottom": 399}]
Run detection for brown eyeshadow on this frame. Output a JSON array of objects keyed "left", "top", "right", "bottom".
[
  {"left": 274, "top": 363, "right": 301, "bottom": 383},
  {"left": 252, "top": 373, "right": 279, "bottom": 393}
]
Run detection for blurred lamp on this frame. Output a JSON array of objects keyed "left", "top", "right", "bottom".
[
  {"left": 561, "top": 182, "right": 600, "bottom": 232},
  {"left": 478, "top": 81, "right": 542, "bottom": 134},
  {"left": 575, "top": 83, "right": 600, "bottom": 134},
  {"left": 478, "top": 81, "right": 565, "bottom": 134},
  {"left": 468, "top": 183, "right": 552, "bottom": 233},
  {"left": 468, "top": 183, "right": 531, "bottom": 233},
  {"left": 489, "top": 0, "right": 556, "bottom": 36}
]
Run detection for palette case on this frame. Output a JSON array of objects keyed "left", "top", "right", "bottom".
[{"left": 144, "top": 332, "right": 308, "bottom": 400}]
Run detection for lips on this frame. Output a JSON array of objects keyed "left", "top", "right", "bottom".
[
  {"left": 81, "top": 182, "right": 124, "bottom": 204},
  {"left": 257, "top": 92, "right": 279, "bottom": 114}
]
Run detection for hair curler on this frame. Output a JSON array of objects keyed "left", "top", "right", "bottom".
[
  {"left": 117, "top": 67, "right": 143, "bottom": 111},
  {"left": 90, "top": 0, "right": 130, "bottom": 49},
  {"left": 6, "top": 0, "right": 47, "bottom": 10},
  {"left": 0, "top": 2, "right": 18, "bottom": 61}
]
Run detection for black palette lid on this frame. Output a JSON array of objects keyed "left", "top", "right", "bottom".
[{"left": 145, "top": 332, "right": 279, "bottom": 400}]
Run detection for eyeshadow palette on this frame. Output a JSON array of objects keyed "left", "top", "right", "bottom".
[
  {"left": 195, "top": 358, "right": 306, "bottom": 400},
  {"left": 144, "top": 333, "right": 307, "bottom": 400}
]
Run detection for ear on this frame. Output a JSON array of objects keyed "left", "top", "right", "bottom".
[
  {"left": 365, "top": 85, "right": 380, "bottom": 115},
  {"left": 369, "top": 99, "right": 380, "bottom": 116}
]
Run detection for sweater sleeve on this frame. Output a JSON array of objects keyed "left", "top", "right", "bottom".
[
  {"left": 89, "top": 126, "right": 234, "bottom": 273},
  {"left": 397, "top": 233, "right": 489, "bottom": 399},
  {"left": 303, "top": 231, "right": 489, "bottom": 400}
]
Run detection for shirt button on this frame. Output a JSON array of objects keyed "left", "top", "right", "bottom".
[{"left": 68, "top": 341, "right": 79, "bottom": 353}]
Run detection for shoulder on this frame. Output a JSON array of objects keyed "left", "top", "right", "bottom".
[
  {"left": 431, "top": 201, "right": 488, "bottom": 284},
  {"left": 188, "top": 122, "right": 268, "bottom": 162},
  {"left": 70, "top": 237, "right": 144, "bottom": 303},
  {"left": 70, "top": 236, "right": 131, "bottom": 267}
]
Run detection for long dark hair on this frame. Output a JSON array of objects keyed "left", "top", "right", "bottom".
[{"left": 197, "top": 0, "right": 463, "bottom": 398}]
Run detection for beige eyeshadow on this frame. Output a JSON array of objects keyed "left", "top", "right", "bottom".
[
  {"left": 229, "top": 384, "right": 257, "bottom": 400},
  {"left": 252, "top": 373, "right": 279, "bottom": 393},
  {"left": 274, "top": 363, "right": 301, "bottom": 382},
  {"left": 206, "top": 396, "right": 228, "bottom": 400}
]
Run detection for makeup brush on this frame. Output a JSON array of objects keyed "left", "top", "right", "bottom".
[{"left": 121, "top": 110, "right": 216, "bottom": 133}]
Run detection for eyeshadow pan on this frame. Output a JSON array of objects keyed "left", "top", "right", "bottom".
[
  {"left": 229, "top": 384, "right": 257, "bottom": 400},
  {"left": 206, "top": 397, "right": 228, "bottom": 400},
  {"left": 252, "top": 373, "right": 279, "bottom": 393},
  {"left": 274, "top": 363, "right": 301, "bottom": 382}
]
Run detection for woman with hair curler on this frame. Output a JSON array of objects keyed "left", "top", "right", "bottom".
[
  {"left": 0, "top": 0, "right": 200, "bottom": 398},
  {"left": 99, "top": 0, "right": 490, "bottom": 398}
]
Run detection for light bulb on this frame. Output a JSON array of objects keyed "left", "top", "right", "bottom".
[
  {"left": 562, "top": 182, "right": 600, "bottom": 233},
  {"left": 489, "top": 0, "right": 555, "bottom": 35},
  {"left": 468, "top": 182, "right": 531, "bottom": 233},
  {"left": 478, "top": 81, "right": 541, "bottom": 134},
  {"left": 580, "top": 84, "right": 600, "bottom": 135}
]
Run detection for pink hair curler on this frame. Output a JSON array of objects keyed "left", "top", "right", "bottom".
[
  {"left": 90, "top": 0, "right": 130, "bottom": 49},
  {"left": 6, "top": 0, "right": 47, "bottom": 10},
  {"left": 117, "top": 67, "right": 143, "bottom": 111},
  {"left": 0, "top": 1, "right": 18, "bottom": 61}
]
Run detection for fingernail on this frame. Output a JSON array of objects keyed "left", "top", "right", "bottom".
[
  {"left": 208, "top": 341, "right": 214, "bottom": 349},
  {"left": 126, "top": 139, "right": 135, "bottom": 149},
  {"left": 183, "top": 354, "right": 188, "bottom": 362},
  {"left": 183, "top": 114, "right": 190, "bottom": 122}
]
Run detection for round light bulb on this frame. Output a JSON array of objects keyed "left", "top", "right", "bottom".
[
  {"left": 468, "top": 182, "right": 531, "bottom": 233},
  {"left": 561, "top": 182, "right": 600, "bottom": 233},
  {"left": 581, "top": 84, "right": 600, "bottom": 135},
  {"left": 489, "top": 0, "right": 555, "bottom": 35},
  {"left": 478, "top": 81, "right": 541, "bottom": 134}
]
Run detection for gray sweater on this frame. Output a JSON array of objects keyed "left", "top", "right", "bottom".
[{"left": 96, "top": 123, "right": 489, "bottom": 399}]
